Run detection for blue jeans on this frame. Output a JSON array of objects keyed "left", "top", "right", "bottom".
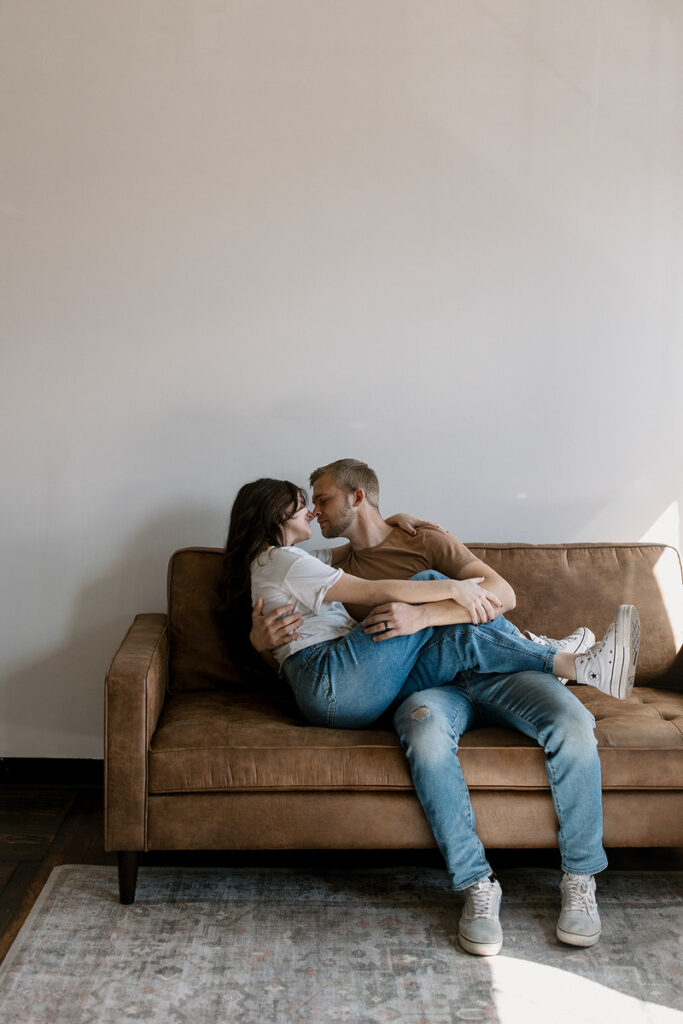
[
  {"left": 282, "top": 571, "right": 606, "bottom": 888},
  {"left": 283, "top": 610, "right": 555, "bottom": 729},
  {"left": 393, "top": 675, "right": 607, "bottom": 889}
]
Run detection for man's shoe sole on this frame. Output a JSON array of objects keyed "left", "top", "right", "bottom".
[
  {"left": 556, "top": 924, "right": 601, "bottom": 947},
  {"left": 611, "top": 605, "right": 640, "bottom": 699},
  {"left": 458, "top": 932, "right": 503, "bottom": 956}
]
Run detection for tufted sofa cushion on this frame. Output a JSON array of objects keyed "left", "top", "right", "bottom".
[{"left": 148, "top": 685, "right": 683, "bottom": 795}]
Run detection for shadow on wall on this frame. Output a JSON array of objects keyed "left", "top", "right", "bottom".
[{"left": 0, "top": 505, "right": 224, "bottom": 758}]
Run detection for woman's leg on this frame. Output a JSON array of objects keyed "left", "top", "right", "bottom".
[
  {"left": 389, "top": 617, "right": 557, "bottom": 707},
  {"left": 283, "top": 607, "right": 558, "bottom": 728},
  {"left": 283, "top": 625, "right": 443, "bottom": 728}
]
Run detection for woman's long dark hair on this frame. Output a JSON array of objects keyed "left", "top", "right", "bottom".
[{"left": 217, "top": 478, "right": 307, "bottom": 666}]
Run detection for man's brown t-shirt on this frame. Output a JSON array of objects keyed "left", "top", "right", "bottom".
[{"left": 328, "top": 527, "right": 476, "bottom": 622}]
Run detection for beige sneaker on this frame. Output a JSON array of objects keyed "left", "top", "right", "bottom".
[
  {"left": 557, "top": 873, "right": 601, "bottom": 947},
  {"left": 458, "top": 876, "right": 503, "bottom": 957}
]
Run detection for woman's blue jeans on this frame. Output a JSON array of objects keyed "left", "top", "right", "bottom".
[{"left": 282, "top": 571, "right": 607, "bottom": 889}]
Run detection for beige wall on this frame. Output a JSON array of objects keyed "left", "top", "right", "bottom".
[{"left": 1, "top": 0, "right": 682, "bottom": 757}]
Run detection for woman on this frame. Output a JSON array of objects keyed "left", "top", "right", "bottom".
[{"left": 219, "top": 478, "right": 639, "bottom": 728}]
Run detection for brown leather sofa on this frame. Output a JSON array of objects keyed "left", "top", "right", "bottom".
[{"left": 104, "top": 542, "right": 683, "bottom": 903}]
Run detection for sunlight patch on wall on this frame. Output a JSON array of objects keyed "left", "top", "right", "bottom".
[
  {"left": 650, "top": 549, "right": 683, "bottom": 652},
  {"left": 640, "top": 504, "right": 683, "bottom": 648},
  {"left": 640, "top": 502, "right": 680, "bottom": 549}
]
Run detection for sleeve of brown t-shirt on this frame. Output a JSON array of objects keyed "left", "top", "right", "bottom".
[
  {"left": 420, "top": 528, "right": 478, "bottom": 579},
  {"left": 329, "top": 543, "right": 352, "bottom": 569}
]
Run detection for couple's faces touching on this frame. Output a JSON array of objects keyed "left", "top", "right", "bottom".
[
  {"left": 280, "top": 474, "right": 356, "bottom": 546},
  {"left": 312, "top": 473, "right": 355, "bottom": 539},
  {"left": 281, "top": 500, "right": 315, "bottom": 546}
]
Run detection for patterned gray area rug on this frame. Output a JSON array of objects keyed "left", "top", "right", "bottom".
[{"left": 1, "top": 865, "right": 681, "bottom": 1024}]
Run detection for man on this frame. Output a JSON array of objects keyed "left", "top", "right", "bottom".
[{"left": 250, "top": 459, "right": 610, "bottom": 956}]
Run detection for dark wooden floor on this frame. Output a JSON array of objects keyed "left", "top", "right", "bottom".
[
  {"left": 1, "top": 785, "right": 681, "bottom": 967},
  {"left": 0, "top": 787, "right": 111, "bottom": 965}
]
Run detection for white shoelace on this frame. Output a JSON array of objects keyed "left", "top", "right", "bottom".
[
  {"left": 469, "top": 882, "right": 498, "bottom": 918},
  {"left": 563, "top": 876, "right": 597, "bottom": 912}
]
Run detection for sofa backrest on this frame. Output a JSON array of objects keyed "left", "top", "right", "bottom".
[{"left": 167, "top": 543, "right": 683, "bottom": 693}]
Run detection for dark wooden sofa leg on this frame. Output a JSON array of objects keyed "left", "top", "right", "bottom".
[{"left": 117, "top": 851, "right": 140, "bottom": 904}]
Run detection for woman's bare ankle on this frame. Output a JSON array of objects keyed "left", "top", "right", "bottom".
[{"left": 554, "top": 652, "right": 578, "bottom": 680}]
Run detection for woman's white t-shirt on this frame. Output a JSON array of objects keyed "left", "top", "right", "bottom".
[{"left": 250, "top": 546, "right": 357, "bottom": 666}]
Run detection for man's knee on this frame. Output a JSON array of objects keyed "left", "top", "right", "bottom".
[
  {"left": 548, "top": 700, "right": 598, "bottom": 757},
  {"left": 562, "top": 694, "right": 597, "bottom": 733},
  {"left": 393, "top": 690, "right": 438, "bottom": 727},
  {"left": 392, "top": 692, "right": 460, "bottom": 762}
]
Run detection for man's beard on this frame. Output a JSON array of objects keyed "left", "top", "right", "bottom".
[{"left": 322, "top": 502, "right": 354, "bottom": 539}]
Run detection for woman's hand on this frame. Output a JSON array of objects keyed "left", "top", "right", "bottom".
[
  {"left": 449, "top": 578, "right": 503, "bottom": 625},
  {"left": 385, "top": 513, "right": 447, "bottom": 537}
]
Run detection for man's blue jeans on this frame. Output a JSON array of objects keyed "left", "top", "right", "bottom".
[
  {"left": 282, "top": 571, "right": 607, "bottom": 889},
  {"left": 393, "top": 675, "right": 607, "bottom": 889}
]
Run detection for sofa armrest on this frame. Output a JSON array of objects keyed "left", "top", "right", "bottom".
[{"left": 104, "top": 613, "right": 168, "bottom": 852}]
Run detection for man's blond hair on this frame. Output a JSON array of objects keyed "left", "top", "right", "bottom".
[{"left": 310, "top": 458, "right": 380, "bottom": 509}]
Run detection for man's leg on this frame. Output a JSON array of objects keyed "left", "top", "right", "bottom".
[
  {"left": 392, "top": 685, "right": 489, "bottom": 889},
  {"left": 468, "top": 670, "right": 607, "bottom": 878},
  {"left": 392, "top": 686, "right": 504, "bottom": 957},
  {"left": 393, "top": 670, "right": 606, "bottom": 953},
  {"left": 471, "top": 669, "right": 607, "bottom": 947}
]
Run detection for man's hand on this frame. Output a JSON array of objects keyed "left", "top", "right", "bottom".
[
  {"left": 250, "top": 598, "right": 303, "bottom": 652},
  {"left": 363, "top": 602, "right": 429, "bottom": 641},
  {"left": 385, "top": 513, "right": 447, "bottom": 537},
  {"left": 450, "top": 578, "right": 503, "bottom": 624}
]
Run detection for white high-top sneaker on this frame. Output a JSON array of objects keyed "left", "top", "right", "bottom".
[
  {"left": 557, "top": 873, "right": 601, "bottom": 947},
  {"left": 574, "top": 605, "right": 640, "bottom": 699},
  {"left": 523, "top": 626, "right": 595, "bottom": 683},
  {"left": 458, "top": 876, "right": 503, "bottom": 957}
]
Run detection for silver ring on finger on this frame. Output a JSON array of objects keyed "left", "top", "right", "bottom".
[{"left": 384, "top": 621, "right": 390, "bottom": 632}]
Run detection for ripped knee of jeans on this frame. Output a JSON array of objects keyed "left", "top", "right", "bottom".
[{"left": 410, "top": 705, "right": 430, "bottom": 721}]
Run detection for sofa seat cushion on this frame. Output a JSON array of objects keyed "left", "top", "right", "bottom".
[
  {"left": 149, "top": 690, "right": 410, "bottom": 794},
  {"left": 148, "top": 686, "right": 683, "bottom": 794}
]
